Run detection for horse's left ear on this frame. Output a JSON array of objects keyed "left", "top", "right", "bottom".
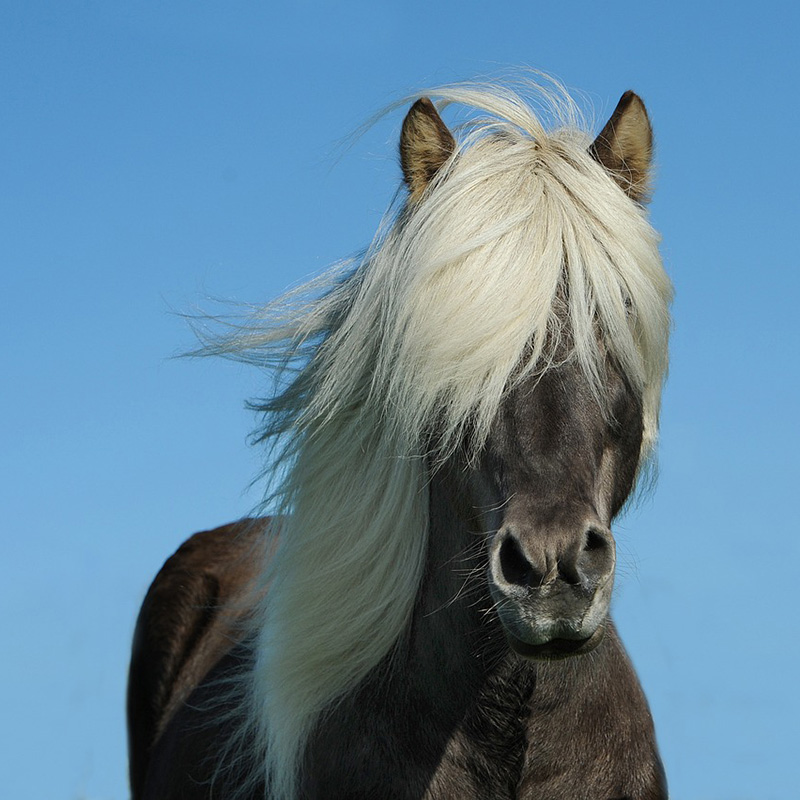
[
  {"left": 590, "top": 91, "right": 653, "bottom": 203},
  {"left": 400, "top": 98, "right": 456, "bottom": 202}
]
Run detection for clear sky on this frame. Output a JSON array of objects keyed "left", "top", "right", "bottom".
[{"left": 2, "top": 2, "right": 798, "bottom": 798}]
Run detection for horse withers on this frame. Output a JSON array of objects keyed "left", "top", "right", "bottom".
[{"left": 128, "top": 78, "right": 672, "bottom": 799}]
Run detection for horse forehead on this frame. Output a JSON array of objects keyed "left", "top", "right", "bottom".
[{"left": 497, "top": 363, "right": 608, "bottom": 445}]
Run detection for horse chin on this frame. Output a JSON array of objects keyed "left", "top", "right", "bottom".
[{"left": 505, "top": 624, "right": 606, "bottom": 661}]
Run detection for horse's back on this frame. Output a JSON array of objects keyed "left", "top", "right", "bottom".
[{"left": 127, "top": 518, "right": 270, "bottom": 799}]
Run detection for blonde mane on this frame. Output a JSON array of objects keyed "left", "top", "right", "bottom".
[{"left": 203, "top": 79, "right": 672, "bottom": 799}]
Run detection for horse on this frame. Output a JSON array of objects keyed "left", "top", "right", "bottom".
[{"left": 128, "top": 78, "right": 673, "bottom": 799}]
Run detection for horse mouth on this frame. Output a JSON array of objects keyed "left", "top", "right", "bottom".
[{"left": 505, "top": 625, "right": 605, "bottom": 660}]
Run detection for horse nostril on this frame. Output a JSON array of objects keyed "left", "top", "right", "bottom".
[
  {"left": 494, "top": 527, "right": 614, "bottom": 592},
  {"left": 498, "top": 533, "right": 541, "bottom": 589},
  {"left": 578, "top": 527, "right": 615, "bottom": 583},
  {"left": 584, "top": 528, "right": 608, "bottom": 553}
]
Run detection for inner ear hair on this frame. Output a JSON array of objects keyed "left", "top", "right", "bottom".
[
  {"left": 590, "top": 91, "right": 653, "bottom": 203},
  {"left": 400, "top": 98, "right": 456, "bottom": 203}
]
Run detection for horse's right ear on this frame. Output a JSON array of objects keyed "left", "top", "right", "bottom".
[{"left": 400, "top": 98, "right": 456, "bottom": 202}]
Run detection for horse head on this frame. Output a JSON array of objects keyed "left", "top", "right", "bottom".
[{"left": 400, "top": 90, "right": 657, "bottom": 660}]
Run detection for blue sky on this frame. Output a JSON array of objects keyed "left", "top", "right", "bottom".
[{"left": 2, "top": 2, "right": 798, "bottom": 798}]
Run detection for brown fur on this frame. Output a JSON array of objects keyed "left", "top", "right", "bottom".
[{"left": 127, "top": 519, "right": 271, "bottom": 799}]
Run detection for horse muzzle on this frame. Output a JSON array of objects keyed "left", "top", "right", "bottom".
[{"left": 488, "top": 522, "right": 616, "bottom": 660}]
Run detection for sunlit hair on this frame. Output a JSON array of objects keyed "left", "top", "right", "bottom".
[{"left": 200, "top": 77, "right": 672, "bottom": 799}]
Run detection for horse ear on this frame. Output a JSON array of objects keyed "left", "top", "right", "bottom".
[
  {"left": 590, "top": 91, "right": 653, "bottom": 203},
  {"left": 400, "top": 98, "right": 456, "bottom": 202}
]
